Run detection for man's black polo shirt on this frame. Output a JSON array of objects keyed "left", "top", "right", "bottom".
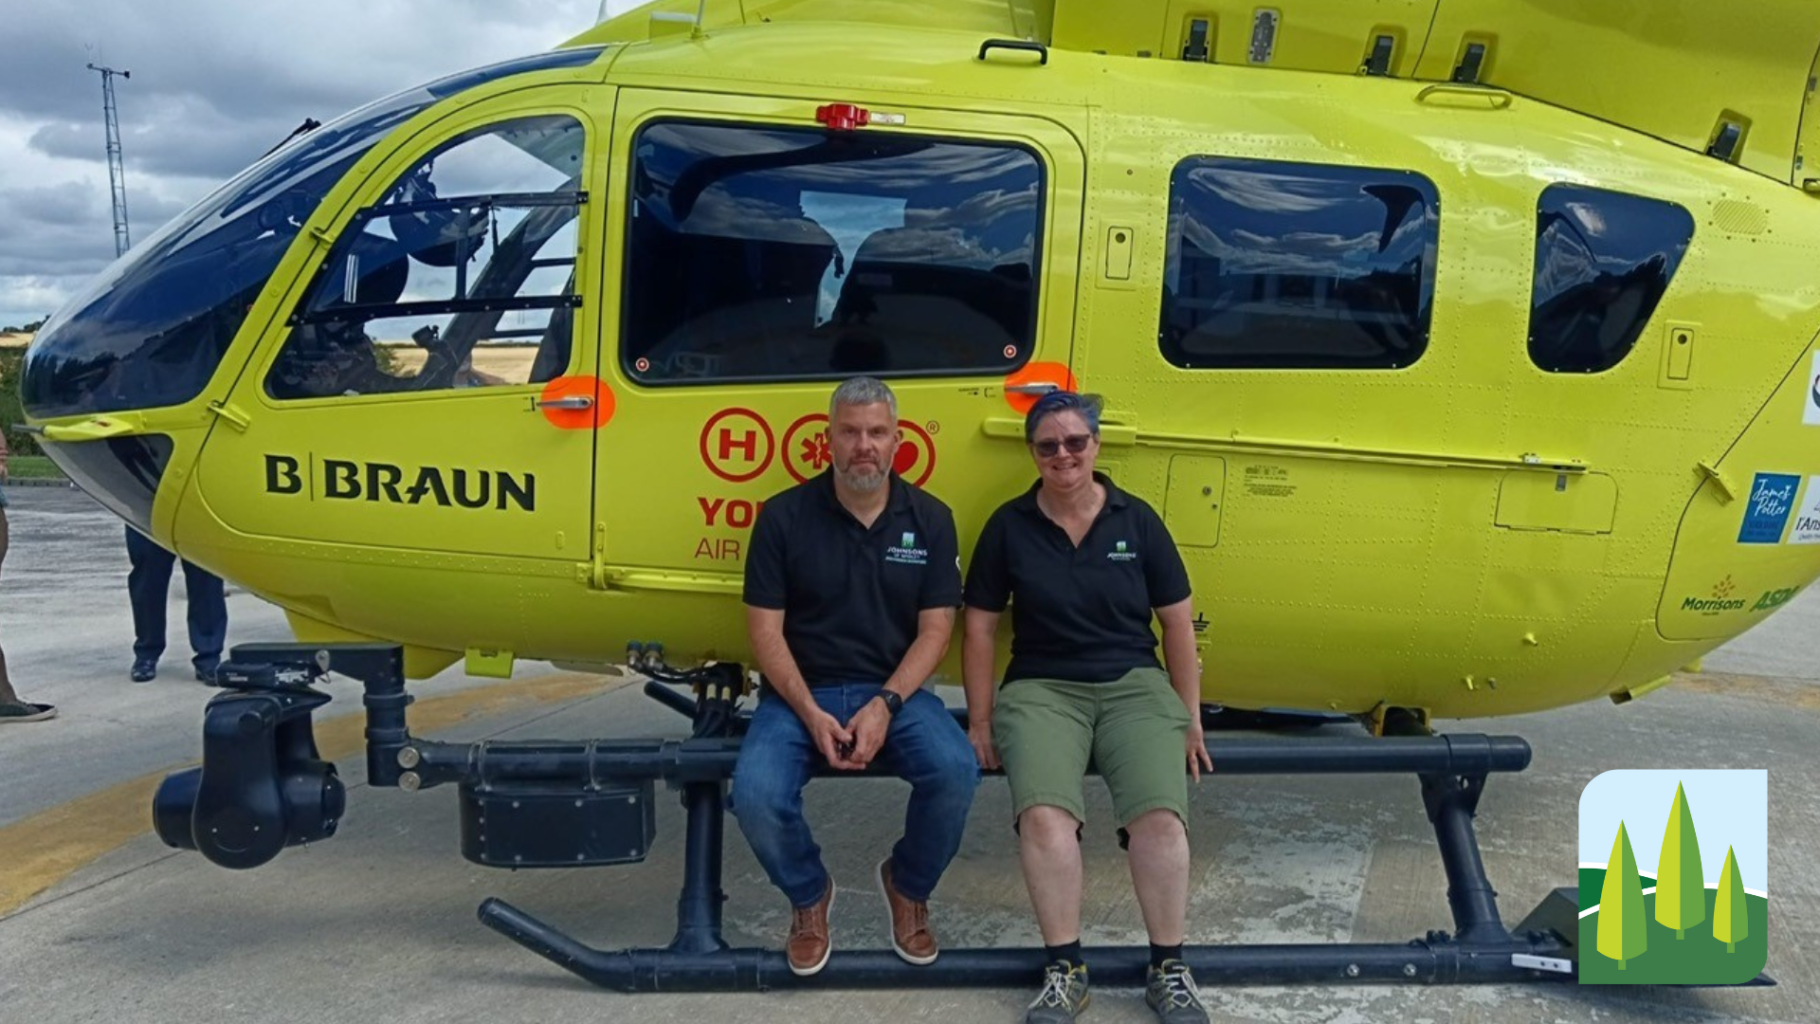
[
  {"left": 744, "top": 471, "right": 962, "bottom": 685},
  {"left": 964, "top": 473, "right": 1192, "bottom": 684}
]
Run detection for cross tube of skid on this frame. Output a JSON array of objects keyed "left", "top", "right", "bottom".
[{"left": 151, "top": 642, "right": 1574, "bottom": 991}]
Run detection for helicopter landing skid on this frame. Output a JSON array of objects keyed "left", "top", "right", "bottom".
[
  {"left": 474, "top": 763, "right": 1576, "bottom": 990},
  {"left": 156, "top": 643, "right": 1583, "bottom": 991}
]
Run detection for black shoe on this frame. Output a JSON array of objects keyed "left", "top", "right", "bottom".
[
  {"left": 195, "top": 663, "right": 220, "bottom": 685},
  {"left": 130, "top": 658, "right": 158, "bottom": 683},
  {"left": 1025, "top": 960, "right": 1089, "bottom": 1023},
  {"left": 0, "top": 702, "right": 57, "bottom": 723},
  {"left": 1144, "top": 959, "right": 1210, "bottom": 1023}
]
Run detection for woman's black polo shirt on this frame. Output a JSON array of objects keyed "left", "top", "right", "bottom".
[
  {"left": 964, "top": 473, "right": 1192, "bottom": 684},
  {"left": 744, "top": 471, "right": 962, "bottom": 686}
]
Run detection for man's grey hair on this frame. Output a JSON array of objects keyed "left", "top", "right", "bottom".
[{"left": 829, "top": 376, "right": 897, "bottom": 422}]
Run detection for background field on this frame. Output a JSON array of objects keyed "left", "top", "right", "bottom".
[{"left": 1, "top": 342, "right": 39, "bottom": 460}]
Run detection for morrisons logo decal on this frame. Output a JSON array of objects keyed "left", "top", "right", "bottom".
[
  {"left": 1681, "top": 596, "right": 1747, "bottom": 613},
  {"left": 1679, "top": 587, "right": 1802, "bottom": 616},
  {"left": 264, "top": 455, "right": 535, "bottom": 512}
]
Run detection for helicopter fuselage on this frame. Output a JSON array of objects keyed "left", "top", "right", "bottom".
[{"left": 23, "top": 15, "right": 1820, "bottom": 720}]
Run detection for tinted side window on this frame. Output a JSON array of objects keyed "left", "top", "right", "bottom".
[
  {"left": 1529, "top": 185, "right": 1693, "bottom": 373},
  {"left": 623, "top": 121, "right": 1043, "bottom": 384},
  {"left": 1161, "top": 158, "right": 1438, "bottom": 369},
  {"left": 269, "top": 115, "right": 586, "bottom": 401}
]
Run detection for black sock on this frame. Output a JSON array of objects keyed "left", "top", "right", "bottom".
[
  {"left": 1045, "top": 940, "right": 1083, "bottom": 968},
  {"left": 1150, "top": 942, "right": 1183, "bottom": 968}
]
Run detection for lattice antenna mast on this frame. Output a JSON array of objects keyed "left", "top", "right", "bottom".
[{"left": 87, "top": 62, "right": 132, "bottom": 257}]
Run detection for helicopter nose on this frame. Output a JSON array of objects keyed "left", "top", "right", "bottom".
[
  {"left": 19, "top": 228, "right": 285, "bottom": 534},
  {"left": 20, "top": 110, "right": 331, "bottom": 533},
  {"left": 29, "top": 430, "right": 178, "bottom": 537}
]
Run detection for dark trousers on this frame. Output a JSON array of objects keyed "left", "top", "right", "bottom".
[{"left": 126, "top": 526, "right": 227, "bottom": 668}]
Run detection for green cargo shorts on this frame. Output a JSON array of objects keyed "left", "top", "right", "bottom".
[{"left": 992, "top": 666, "right": 1193, "bottom": 829}]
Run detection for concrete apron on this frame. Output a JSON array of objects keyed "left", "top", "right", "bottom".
[{"left": 2, "top": 671, "right": 1816, "bottom": 1024}]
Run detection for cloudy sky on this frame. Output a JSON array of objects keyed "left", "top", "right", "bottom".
[{"left": 0, "top": 0, "right": 649, "bottom": 329}]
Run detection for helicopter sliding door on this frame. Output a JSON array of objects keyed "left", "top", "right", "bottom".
[
  {"left": 193, "top": 92, "right": 609, "bottom": 566},
  {"left": 589, "top": 89, "right": 1084, "bottom": 659}
]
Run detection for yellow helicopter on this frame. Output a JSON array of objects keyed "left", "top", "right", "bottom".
[{"left": 21, "top": 0, "right": 1820, "bottom": 732}]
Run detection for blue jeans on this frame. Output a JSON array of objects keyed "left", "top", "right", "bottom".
[
  {"left": 731, "top": 682, "right": 979, "bottom": 907},
  {"left": 126, "top": 526, "right": 227, "bottom": 669}
]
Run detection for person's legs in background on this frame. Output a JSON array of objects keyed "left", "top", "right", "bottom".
[
  {"left": 0, "top": 505, "right": 56, "bottom": 721},
  {"left": 180, "top": 560, "right": 227, "bottom": 682},
  {"left": 125, "top": 525, "right": 175, "bottom": 682}
]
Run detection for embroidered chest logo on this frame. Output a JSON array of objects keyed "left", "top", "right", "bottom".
[
  {"left": 886, "top": 531, "right": 929, "bottom": 566},
  {"left": 1108, "top": 539, "right": 1138, "bottom": 562}
]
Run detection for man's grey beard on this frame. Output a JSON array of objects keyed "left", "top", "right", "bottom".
[{"left": 836, "top": 464, "right": 887, "bottom": 493}]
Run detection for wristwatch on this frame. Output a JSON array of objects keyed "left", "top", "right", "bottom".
[{"left": 878, "top": 690, "right": 904, "bottom": 717}]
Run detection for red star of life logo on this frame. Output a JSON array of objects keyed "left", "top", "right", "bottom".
[{"left": 799, "top": 434, "right": 832, "bottom": 471}]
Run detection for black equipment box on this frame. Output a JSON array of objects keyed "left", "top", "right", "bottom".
[{"left": 458, "top": 779, "right": 656, "bottom": 868}]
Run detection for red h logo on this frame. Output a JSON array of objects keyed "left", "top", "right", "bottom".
[{"left": 718, "top": 428, "right": 758, "bottom": 462}]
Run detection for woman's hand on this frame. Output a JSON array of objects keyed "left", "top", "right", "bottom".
[
  {"left": 1185, "top": 719, "right": 1213, "bottom": 781},
  {"left": 968, "top": 718, "right": 1000, "bottom": 771}
]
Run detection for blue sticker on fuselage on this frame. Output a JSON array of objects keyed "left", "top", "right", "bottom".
[{"left": 1738, "top": 473, "right": 1801, "bottom": 544}]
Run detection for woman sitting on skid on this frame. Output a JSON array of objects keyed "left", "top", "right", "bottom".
[{"left": 964, "top": 389, "right": 1213, "bottom": 1024}]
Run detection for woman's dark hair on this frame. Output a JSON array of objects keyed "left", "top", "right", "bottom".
[{"left": 1023, "top": 389, "right": 1103, "bottom": 442}]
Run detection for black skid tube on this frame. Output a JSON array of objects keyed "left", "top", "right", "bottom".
[
  {"left": 476, "top": 897, "right": 1568, "bottom": 990},
  {"left": 396, "top": 732, "right": 1532, "bottom": 790}
]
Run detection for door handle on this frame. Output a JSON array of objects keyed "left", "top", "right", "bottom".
[
  {"left": 536, "top": 396, "right": 593, "bottom": 411},
  {"left": 1415, "top": 83, "right": 1513, "bottom": 110},
  {"left": 1006, "top": 382, "right": 1060, "bottom": 395}
]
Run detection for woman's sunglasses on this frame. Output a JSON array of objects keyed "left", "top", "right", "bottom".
[{"left": 1031, "top": 434, "right": 1093, "bottom": 458}]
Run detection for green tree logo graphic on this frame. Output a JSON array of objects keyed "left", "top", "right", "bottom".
[
  {"left": 1655, "top": 782, "right": 1706, "bottom": 939},
  {"left": 1579, "top": 771, "right": 1768, "bottom": 985},
  {"left": 1715, "top": 846, "right": 1750, "bottom": 954},
  {"left": 1596, "top": 821, "right": 1648, "bottom": 969}
]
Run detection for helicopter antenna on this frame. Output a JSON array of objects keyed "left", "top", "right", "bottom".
[
  {"left": 262, "top": 117, "right": 323, "bottom": 159},
  {"left": 86, "top": 62, "right": 132, "bottom": 257}
]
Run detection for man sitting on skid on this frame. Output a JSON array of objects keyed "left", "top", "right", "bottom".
[{"left": 733, "top": 376, "right": 979, "bottom": 976}]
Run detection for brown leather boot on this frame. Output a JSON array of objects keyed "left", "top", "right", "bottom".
[
  {"left": 878, "top": 857, "right": 938, "bottom": 964},
  {"left": 786, "top": 878, "right": 835, "bottom": 976}
]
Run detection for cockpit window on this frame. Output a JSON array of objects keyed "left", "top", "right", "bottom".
[
  {"left": 1528, "top": 185, "right": 1693, "bottom": 374},
  {"left": 20, "top": 46, "right": 604, "bottom": 421},
  {"left": 622, "top": 120, "right": 1044, "bottom": 384},
  {"left": 268, "top": 116, "right": 586, "bottom": 400}
]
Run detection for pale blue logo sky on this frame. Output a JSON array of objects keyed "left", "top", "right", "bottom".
[{"left": 1579, "top": 770, "right": 1767, "bottom": 892}]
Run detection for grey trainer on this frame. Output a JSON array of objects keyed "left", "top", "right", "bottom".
[
  {"left": 1144, "top": 959, "right": 1210, "bottom": 1023},
  {"left": 1025, "top": 960, "right": 1089, "bottom": 1023}
]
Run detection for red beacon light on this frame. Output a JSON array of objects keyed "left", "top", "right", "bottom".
[
  {"left": 815, "top": 103, "right": 907, "bottom": 130},
  {"left": 816, "top": 102, "right": 869, "bottom": 130}
]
